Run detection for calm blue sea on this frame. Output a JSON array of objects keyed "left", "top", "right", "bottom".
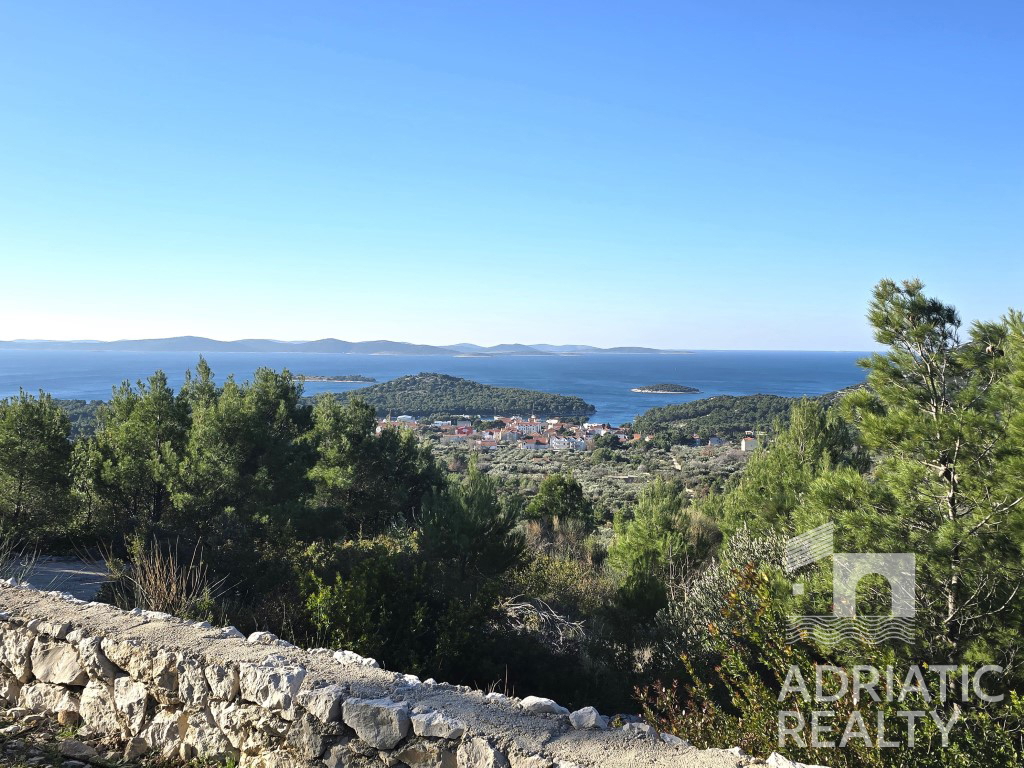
[{"left": 0, "top": 350, "right": 870, "bottom": 425}]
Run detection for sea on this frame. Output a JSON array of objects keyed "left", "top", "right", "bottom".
[{"left": 0, "top": 350, "right": 871, "bottom": 426}]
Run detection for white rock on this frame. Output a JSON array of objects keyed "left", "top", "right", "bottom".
[
  {"left": 520, "top": 696, "right": 569, "bottom": 716},
  {"left": 19, "top": 681, "right": 80, "bottom": 716},
  {"left": 210, "top": 700, "right": 287, "bottom": 755},
  {"left": 411, "top": 710, "right": 466, "bottom": 740},
  {"left": 296, "top": 684, "right": 346, "bottom": 724},
  {"left": 183, "top": 706, "right": 238, "bottom": 760},
  {"left": 151, "top": 648, "right": 180, "bottom": 698},
  {"left": 27, "top": 619, "right": 71, "bottom": 640},
  {"left": 30, "top": 638, "right": 88, "bottom": 686},
  {"left": 622, "top": 722, "right": 658, "bottom": 738},
  {"left": 342, "top": 697, "right": 410, "bottom": 750},
  {"left": 205, "top": 662, "right": 240, "bottom": 701},
  {"left": 141, "top": 708, "right": 186, "bottom": 752},
  {"left": 660, "top": 732, "right": 689, "bottom": 747},
  {"left": 114, "top": 677, "right": 149, "bottom": 736},
  {"left": 0, "top": 673, "right": 22, "bottom": 704},
  {"left": 0, "top": 627, "right": 34, "bottom": 682},
  {"left": 177, "top": 657, "right": 211, "bottom": 707},
  {"left": 79, "top": 680, "right": 121, "bottom": 734},
  {"left": 333, "top": 649, "right": 380, "bottom": 668},
  {"left": 509, "top": 754, "right": 554, "bottom": 768},
  {"left": 568, "top": 706, "right": 608, "bottom": 730},
  {"left": 248, "top": 631, "right": 292, "bottom": 647},
  {"left": 457, "top": 736, "right": 510, "bottom": 768},
  {"left": 239, "top": 661, "right": 306, "bottom": 720},
  {"left": 77, "top": 637, "right": 121, "bottom": 681}
]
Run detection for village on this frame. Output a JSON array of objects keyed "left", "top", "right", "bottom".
[{"left": 376, "top": 414, "right": 761, "bottom": 453}]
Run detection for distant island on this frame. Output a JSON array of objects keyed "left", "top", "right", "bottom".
[
  {"left": 632, "top": 383, "right": 701, "bottom": 394},
  {"left": 293, "top": 374, "right": 377, "bottom": 383},
  {"left": 0, "top": 336, "right": 691, "bottom": 356},
  {"left": 338, "top": 372, "right": 595, "bottom": 420}
]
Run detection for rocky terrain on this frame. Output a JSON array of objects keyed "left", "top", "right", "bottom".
[{"left": 0, "top": 580, "right": 784, "bottom": 768}]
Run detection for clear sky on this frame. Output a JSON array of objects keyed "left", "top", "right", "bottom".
[{"left": 0, "top": 2, "right": 1021, "bottom": 349}]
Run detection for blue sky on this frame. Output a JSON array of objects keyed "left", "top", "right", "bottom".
[{"left": 1, "top": 2, "right": 1021, "bottom": 349}]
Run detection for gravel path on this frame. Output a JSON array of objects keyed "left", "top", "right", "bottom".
[{"left": 22, "top": 556, "right": 108, "bottom": 601}]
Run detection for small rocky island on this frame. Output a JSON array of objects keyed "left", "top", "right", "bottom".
[
  {"left": 293, "top": 374, "right": 377, "bottom": 383},
  {"left": 632, "top": 383, "right": 701, "bottom": 394}
]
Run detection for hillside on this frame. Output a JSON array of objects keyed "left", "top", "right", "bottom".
[
  {"left": 634, "top": 393, "right": 796, "bottom": 439},
  {"left": 342, "top": 372, "right": 596, "bottom": 420}
]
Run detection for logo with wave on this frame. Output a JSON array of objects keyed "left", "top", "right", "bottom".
[{"left": 785, "top": 523, "right": 915, "bottom": 646}]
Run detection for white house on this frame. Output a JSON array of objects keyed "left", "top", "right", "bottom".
[
  {"left": 741, "top": 437, "right": 759, "bottom": 451},
  {"left": 550, "top": 436, "right": 587, "bottom": 452}
]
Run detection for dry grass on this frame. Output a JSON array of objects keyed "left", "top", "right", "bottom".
[
  {"left": 106, "top": 537, "right": 229, "bottom": 622},
  {"left": 0, "top": 533, "right": 36, "bottom": 584}
]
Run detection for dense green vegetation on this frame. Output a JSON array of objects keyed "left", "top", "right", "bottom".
[
  {"left": 635, "top": 392, "right": 797, "bottom": 441},
  {"left": 632, "top": 383, "right": 700, "bottom": 393},
  {"left": 53, "top": 399, "right": 103, "bottom": 438},
  {"left": 3, "top": 279, "right": 1023, "bottom": 767},
  {"left": 340, "top": 372, "right": 596, "bottom": 420}
]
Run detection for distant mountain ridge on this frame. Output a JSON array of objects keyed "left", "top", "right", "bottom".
[{"left": 0, "top": 336, "right": 689, "bottom": 356}]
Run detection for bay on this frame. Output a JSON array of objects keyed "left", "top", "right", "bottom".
[{"left": 0, "top": 349, "right": 870, "bottom": 425}]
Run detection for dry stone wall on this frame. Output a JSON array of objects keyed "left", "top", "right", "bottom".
[{"left": 0, "top": 580, "right": 768, "bottom": 768}]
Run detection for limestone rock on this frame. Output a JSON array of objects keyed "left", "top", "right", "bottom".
[
  {"left": 333, "top": 649, "right": 380, "bottom": 668},
  {"left": 342, "top": 697, "right": 410, "bottom": 750},
  {"left": 178, "top": 657, "right": 211, "bottom": 707},
  {"left": 124, "top": 737, "right": 150, "bottom": 760},
  {"left": 19, "top": 681, "right": 80, "bottom": 717},
  {"left": 29, "top": 637, "right": 88, "bottom": 686},
  {"left": 239, "top": 660, "right": 307, "bottom": 720},
  {"left": 397, "top": 740, "right": 457, "bottom": 768},
  {"left": 660, "top": 732, "right": 689, "bottom": 747},
  {"left": 568, "top": 706, "right": 608, "bottom": 730},
  {"left": 411, "top": 710, "right": 466, "bottom": 740},
  {"left": 151, "top": 648, "right": 180, "bottom": 700},
  {"left": 622, "top": 722, "right": 658, "bottom": 739},
  {"left": 210, "top": 700, "right": 288, "bottom": 755},
  {"left": 0, "top": 673, "right": 22, "bottom": 704},
  {"left": 183, "top": 706, "right": 239, "bottom": 761},
  {"left": 509, "top": 754, "right": 554, "bottom": 768},
  {"left": 285, "top": 711, "right": 334, "bottom": 759},
  {"left": 296, "top": 683, "right": 346, "bottom": 724},
  {"left": 141, "top": 708, "right": 186, "bottom": 752},
  {"left": 114, "top": 676, "right": 149, "bottom": 736},
  {"left": 27, "top": 618, "right": 71, "bottom": 640},
  {"left": 205, "top": 661, "right": 241, "bottom": 701},
  {"left": 457, "top": 737, "right": 510, "bottom": 768},
  {"left": 100, "top": 637, "right": 152, "bottom": 680},
  {"left": 79, "top": 680, "right": 122, "bottom": 735},
  {"left": 77, "top": 637, "right": 121, "bottom": 681},
  {"left": 0, "top": 627, "right": 34, "bottom": 682},
  {"left": 519, "top": 696, "right": 569, "bottom": 716}
]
